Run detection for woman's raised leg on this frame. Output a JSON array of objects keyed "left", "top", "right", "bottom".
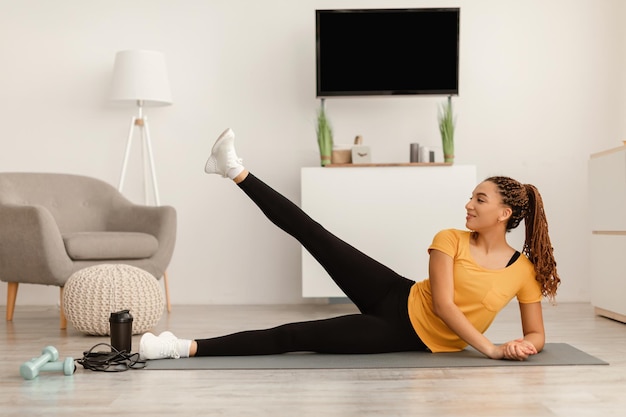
[{"left": 205, "top": 128, "right": 413, "bottom": 314}]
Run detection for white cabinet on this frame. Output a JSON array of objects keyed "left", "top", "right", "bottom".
[
  {"left": 589, "top": 146, "right": 626, "bottom": 323},
  {"left": 301, "top": 165, "right": 477, "bottom": 298}
]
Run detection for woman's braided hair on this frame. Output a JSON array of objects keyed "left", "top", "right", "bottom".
[{"left": 485, "top": 176, "right": 560, "bottom": 300}]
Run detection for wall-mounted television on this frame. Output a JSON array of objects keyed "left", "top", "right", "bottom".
[{"left": 316, "top": 8, "right": 460, "bottom": 97}]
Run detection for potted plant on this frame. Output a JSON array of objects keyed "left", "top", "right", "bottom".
[
  {"left": 438, "top": 97, "right": 456, "bottom": 163},
  {"left": 316, "top": 104, "right": 333, "bottom": 166}
]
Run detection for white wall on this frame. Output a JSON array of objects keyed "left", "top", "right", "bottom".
[{"left": 0, "top": 0, "right": 624, "bottom": 306}]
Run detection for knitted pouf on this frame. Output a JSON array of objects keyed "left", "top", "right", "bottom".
[{"left": 63, "top": 264, "right": 164, "bottom": 335}]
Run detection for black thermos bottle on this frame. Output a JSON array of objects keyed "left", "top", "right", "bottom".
[{"left": 109, "top": 310, "right": 133, "bottom": 353}]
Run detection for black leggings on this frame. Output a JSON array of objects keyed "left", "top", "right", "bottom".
[{"left": 195, "top": 173, "right": 427, "bottom": 356}]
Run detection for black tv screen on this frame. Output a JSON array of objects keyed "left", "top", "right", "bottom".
[{"left": 316, "top": 8, "right": 460, "bottom": 97}]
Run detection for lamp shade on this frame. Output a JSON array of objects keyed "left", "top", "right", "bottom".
[{"left": 110, "top": 50, "right": 172, "bottom": 106}]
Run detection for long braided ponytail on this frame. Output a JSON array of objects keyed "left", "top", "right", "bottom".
[{"left": 485, "top": 177, "right": 560, "bottom": 300}]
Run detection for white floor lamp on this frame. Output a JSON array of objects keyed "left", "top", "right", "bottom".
[
  {"left": 110, "top": 50, "right": 172, "bottom": 205},
  {"left": 110, "top": 50, "right": 173, "bottom": 313}
]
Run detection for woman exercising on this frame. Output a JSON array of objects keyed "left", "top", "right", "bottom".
[{"left": 140, "top": 128, "right": 560, "bottom": 361}]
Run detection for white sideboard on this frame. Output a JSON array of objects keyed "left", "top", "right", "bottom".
[
  {"left": 301, "top": 165, "right": 477, "bottom": 298},
  {"left": 589, "top": 146, "right": 626, "bottom": 323}
]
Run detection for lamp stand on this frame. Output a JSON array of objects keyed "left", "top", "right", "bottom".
[
  {"left": 118, "top": 101, "right": 161, "bottom": 205},
  {"left": 116, "top": 101, "right": 171, "bottom": 313}
]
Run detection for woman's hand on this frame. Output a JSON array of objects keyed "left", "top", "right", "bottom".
[{"left": 490, "top": 338, "right": 538, "bottom": 361}]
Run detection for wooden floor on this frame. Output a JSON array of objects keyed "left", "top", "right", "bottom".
[{"left": 1, "top": 302, "right": 625, "bottom": 417}]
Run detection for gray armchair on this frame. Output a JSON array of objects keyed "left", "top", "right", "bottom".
[{"left": 0, "top": 172, "right": 176, "bottom": 328}]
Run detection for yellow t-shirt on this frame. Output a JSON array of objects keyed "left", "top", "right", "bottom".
[{"left": 407, "top": 229, "right": 542, "bottom": 353}]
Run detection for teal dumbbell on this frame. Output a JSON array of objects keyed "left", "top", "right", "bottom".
[{"left": 20, "top": 346, "right": 75, "bottom": 380}]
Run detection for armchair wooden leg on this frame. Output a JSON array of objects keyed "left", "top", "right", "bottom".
[
  {"left": 59, "top": 287, "right": 67, "bottom": 330},
  {"left": 6, "top": 282, "right": 18, "bottom": 321},
  {"left": 163, "top": 271, "right": 171, "bottom": 313}
]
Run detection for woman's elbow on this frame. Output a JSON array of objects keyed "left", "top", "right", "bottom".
[{"left": 525, "top": 332, "right": 545, "bottom": 353}]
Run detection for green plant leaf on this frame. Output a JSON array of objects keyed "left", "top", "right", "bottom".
[{"left": 316, "top": 107, "right": 334, "bottom": 166}]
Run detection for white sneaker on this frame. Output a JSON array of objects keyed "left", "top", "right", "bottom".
[
  {"left": 204, "top": 128, "right": 244, "bottom": 179},
  {"left": 139, "top": 332, "right": 181, "bottom": 360}
]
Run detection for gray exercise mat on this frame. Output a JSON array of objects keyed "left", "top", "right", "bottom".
[{"left": 145, "top": 343, "right": 607, "bottom": 370}]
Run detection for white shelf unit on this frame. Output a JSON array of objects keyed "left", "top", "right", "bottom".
[
  {"left": 301, "top": 165, "right": 477, "bottom": 298},
  {"left": 589, "top": 145, "right": 626, "bottom": 323}
]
